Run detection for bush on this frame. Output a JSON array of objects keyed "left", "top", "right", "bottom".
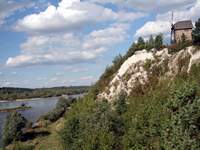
[
  {"left": 114, "top": 92, "right": 127, "bottom": 115},
  {"left": 60, "top": 95, "right": 126, "bottom": 150},
  {"left": 3, "top": 112, "right": 27, "bottom": 147},
  {"left": 155, "top": 34, "right": 163, "bottom": 50},
  {"left": 168, "top": 41, "right": 192, "bottom": 53},
  {"left": 60, "top": 71, "right": 200, "bottom": 150},
  {"left": 12, "top": 142, "right": 35, "bottom": 150},
  {"left": 161, "top": 81, "right": 200, "bottom": 149},
  {"left": 41, "top": 97, "right": 75, "bottom": 122},
  {"left": 192, "top": 18, "right": 200, "bottom": 45}
]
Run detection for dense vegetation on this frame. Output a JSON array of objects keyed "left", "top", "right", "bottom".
[
  {"left": 40, "top": 97, "right": 76, "bottom": 122},
  {"left": 59, "top": 64, "right": 200, "bottom": 150},
  {"left": 3, "top": 112, "right": 27, "bottom": 147},
  {"left": 0, "top": 86, "right": 89, "bottom": 100}
]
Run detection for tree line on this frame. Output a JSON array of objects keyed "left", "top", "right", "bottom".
[{"left": 0, "top": 86, "right": 90, "bottom": 100}]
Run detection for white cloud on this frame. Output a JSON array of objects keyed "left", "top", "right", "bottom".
[
  {"left": 80, "top": 75, "right": 95, "bottom": 81},
  {"left": 135, "top": 0, "right": 200, "bottom": 38},
  {"left": 6, "top": 23, "right": 130, "bottom": 67},
  {"left": 0, "top": 0, "right": 34, "bottom": 26},
  {"left": 135, "top": 21, "right": 170, "bottom": 38},
  {"left": 91, "top": 0, "right": 196, "bottom": 12},
  {"left": 6, "top": 0, "right": 146, "bottom": 67},
  {"left": 65, "top": 66, "right": 89, "bottom": 73},
  {"left": 15, "top": 0, "right": 145, "bottom": 33},
  {"left": 83, "top": 23, "right": 129, "bottom": 49}
]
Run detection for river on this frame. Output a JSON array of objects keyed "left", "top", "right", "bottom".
[{"left": 0, "top": 94, "right": 83, "bottom": 147}]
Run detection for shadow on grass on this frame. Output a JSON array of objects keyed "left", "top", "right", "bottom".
[{"left": 21, "top": 130, "right": 50, "bottom": 142}]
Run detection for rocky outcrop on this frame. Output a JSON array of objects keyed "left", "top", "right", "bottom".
[{"left": 99, "top": 46, "right": 200, "bottom": 101}]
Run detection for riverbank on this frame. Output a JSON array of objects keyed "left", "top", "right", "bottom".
[{"left": 0, "top": 106, "right": 32, "bottom": 112}]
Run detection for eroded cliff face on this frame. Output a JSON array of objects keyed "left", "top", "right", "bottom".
[{"left": 99, "top": 46, "right": 200, "bottom": 101}]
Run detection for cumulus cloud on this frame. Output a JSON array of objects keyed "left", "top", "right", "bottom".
[
  {"left": 6, "top": 23, "right": 130, "bottom": 67},
  {"left": 135, "top": 0, "right": 200, "bottom": 38},
  {"left": 6, "top": 0, "right": 146, "bottom": 67},
  {"left": 0, "top": 0, "right": 34, "bottom": 26},
  {"left": 15, "top": 0, "right": 145, "bottom": 33}
]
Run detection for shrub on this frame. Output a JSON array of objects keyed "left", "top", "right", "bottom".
[
  {"left": 161, "top": 81, "right": 200, "bottom": 149},
  {"left": 60, "top": 96, "right": 126, "bottom": 150},
  {"left": 155, "top": 34, "right": 163, "bottom": 50},
  {"left": 41, "top": 97, "right": 75, "bottom": 122},
  {"left": 3, "top": 112, "right": 27, "bottom": 147},
  {"left": 12, "top": 142, "right": 35, "bottom": 150},
  {"left": 114, "top": 92, "right": 127, "bottom": 115},
  {"left": 168, "top": 41, "right": 192, "bottom": 53},
  {"left": 192, "top": 18, "right": 200, "bottom": 45}
]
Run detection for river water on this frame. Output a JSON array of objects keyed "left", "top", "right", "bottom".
[{"left": 0, "top": 94, "right": 83, "bottom": 147}]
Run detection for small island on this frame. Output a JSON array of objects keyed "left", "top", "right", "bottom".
[{"left": 0, "top": 103, "right": 32, "bottom": 112}]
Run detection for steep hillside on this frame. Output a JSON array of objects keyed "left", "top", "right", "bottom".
[
  {"left": 4, "top": 46, "right": 200, "bottom": 150},
  {"left": 99, "top": 46, "right": 200, "bottom": 100}
]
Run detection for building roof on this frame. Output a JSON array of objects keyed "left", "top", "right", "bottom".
[{"left": 174, "top": 20, "right": 193, "bottom": 30}]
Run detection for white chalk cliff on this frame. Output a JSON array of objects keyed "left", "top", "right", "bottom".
[{"left": 99, "top": 46, "right": 200, "bottom": 101}]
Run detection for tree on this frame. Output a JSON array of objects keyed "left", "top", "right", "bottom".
[
  {"left": 137, "top": 37, "right": 146, "bottom": 50},
  {"left": 192, "top": 18, "right": 200, "bottom": 45},
  {"left": 155, "top": 34, "right": 163, "bottom": 50},
  {"left": 125, "top": 43, "right": 137, "bottom": 59},
  {"left": 146, "top": 35, "right": 155, "bottom": 50},
  {"left": 112, "top": 54, "right": 124, "bottom": 70},
  {"left": 3, "top": 112, "right": 27, "bottom": 147},
  {"left": 115, "top": 92, "right": 127, "bottom": 115}
]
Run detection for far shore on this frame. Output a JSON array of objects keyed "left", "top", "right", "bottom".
[
  {"left": 0, "top": 97, "right": 59, "bottom": 103},
  {"left": 0, "top": 93, "right": 85, "bottom": 103}
]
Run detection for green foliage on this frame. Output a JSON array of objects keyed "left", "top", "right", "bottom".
[
  {"left": 168, "top": 38, "right": 192, "bottom": 53},
  {"left": 40, "top": 97, "right": 75, "bottom": 122},
  {"left": 155, "top": 34, "right": 163, "bottom": 50},
  {"left": 12, "top": 142, "right": 35, "bottom": 150},
  {"left": 115, "top": 92, "right": 127, "bottom": 115},
  {"left": 192, "top": 18, "right": 200, "bottom": 45},
  {"left": 147, "top": 35, "right": 155, "bottom": 50},
  {"left": 136, "top": 37, "right": 146, "bottom": 50},
  {"left": 60, "top": 63, "right": 200, "bottom": 150},
  {"left": 161, "top": 81, "right": 200, "bottom": 149},
  {"left": 60, "top": 94, "right": 126, "bottom": 150},
  {"left": 3, "top": 112, "right": 27, "bottom": 147}
]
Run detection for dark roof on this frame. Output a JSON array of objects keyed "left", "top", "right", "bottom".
[{"left": 174, "top": 20, "right": 193, "bottom": 30}]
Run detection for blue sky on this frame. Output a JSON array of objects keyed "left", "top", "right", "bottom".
[{"left": 0, "top": 0, "right": 199, "bottom": 88}]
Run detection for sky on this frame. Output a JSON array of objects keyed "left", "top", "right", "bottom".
[{"left": 0, "top": 0, "right": 200, "bottom": 88}]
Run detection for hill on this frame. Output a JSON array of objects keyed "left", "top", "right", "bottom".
[{"left": 5, "top": 45, "right": 200, "bottom": 150}]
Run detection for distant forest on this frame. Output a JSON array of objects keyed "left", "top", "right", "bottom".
[{"left": 0, "top": 86, "right": 90, "bottom": 101}]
